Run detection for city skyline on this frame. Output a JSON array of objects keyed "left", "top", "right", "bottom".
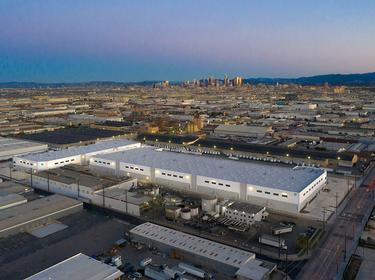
[{"left": 1, "top": 0, "right": 375, "bottom": 82}]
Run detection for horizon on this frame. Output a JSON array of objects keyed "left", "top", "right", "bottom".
[
  {"left": 1, "top": 70, "right": 375, "bottom": 84},
  {"left": 1, "top": 0, "right": 375, "bottom": 82}
]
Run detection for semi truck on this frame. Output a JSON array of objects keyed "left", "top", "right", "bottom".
[
  {"left": 272, "top": 225, "right": 293, "bottom": 235},
  {"left": 259, "top": 234, "right": 287, "bottom": 250},
  {"left": 139, "top": 257, "right": 152, "bottom": 267}
]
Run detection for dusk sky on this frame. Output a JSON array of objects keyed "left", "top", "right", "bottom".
[{"left": 1, "top": 0, "right": 375, "bottom": 82}]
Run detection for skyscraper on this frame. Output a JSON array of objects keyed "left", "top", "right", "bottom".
[{"left": 233, "top": 76, "right": 243, "bottom": 87}]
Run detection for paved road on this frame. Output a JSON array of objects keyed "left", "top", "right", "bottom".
[{"left": 298, "top": 167, "right": 375, "bottom": 280}]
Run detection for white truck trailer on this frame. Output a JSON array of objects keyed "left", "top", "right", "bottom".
[
  {"left": 259, "top": 234, "right": 287, "bottom": 250},
  {"left": 272, "top": 226, "right": 293, "bottom": 235}
]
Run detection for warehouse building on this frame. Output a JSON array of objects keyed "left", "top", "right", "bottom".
[
  {"left": 214, "top": 124, "right": 274, "bottom": 138},
  {"left": 25, "top": 253, "right": 123, "bottom": 280},
  {"left": 0, "top": 137, "right": 48, "bottom": 161},
  {"left": 0, "top": 194, "right": 82, "bottom": 238},
  {"left": 30, "top": 167, "right": 149, "bottom": 217},
  {"left": 13, "top": 139, "right": 140, "bottom": 171},
  {"left": 130, "top": 222, "right": 275, "bottom": 279},
  {"left": 90, "top": 146, "right": 327, "bottom": 213}
]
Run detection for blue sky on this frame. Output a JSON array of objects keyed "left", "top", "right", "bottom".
[{"left": 0, "top": 0, "right": 374, "bottom": 82}]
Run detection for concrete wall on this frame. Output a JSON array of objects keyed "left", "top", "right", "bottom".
[
  {"left": 31, "top": 175, "right": 141, "bottom": 216},
  {"left": 246, "top": 194, "right": 299, "bottom": 213},
  {"left": 14, "top": 155, "right": 82, "bottom": 172},
  {"left": 90, "top": 193, "right": 140, "bottom": 216},
  {"left": 298, "top": 170, "right": 327, "bottom": 211}
]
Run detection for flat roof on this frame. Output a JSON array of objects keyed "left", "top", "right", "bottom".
[
  {"left": 34, "top": 167, "right": 121, "bottom": 190},
  {"left": 0, "top": 137, "right": 47, "bottom": 158},
  {"left": 0, "top": 194, "right": 82, "bottom": 234},
  {"left": 137, "top": 133, "right": 355, "bottom": 161},
  {"left": 97, "top": 188, "right": 152, "bottom": 205},
  {"left": 227, "top": 201, "right": 265, "bottom": 214},
  {"left": 25, "top": 253, "right": 123, "bottom": 280},
  {"left": 0, "top": 191, "right": 27, "bottom": 209},
  {"left": 19, "top": 139, "right": 138, "bottom": 162},
  {"left": 235, "top": 259, "right": 274, "bottom": 280},
  {"left": 16, "top": 126, "right": 127, "bottom": 145},
  {"left": 130, "top": 222, "right": 255, "bottom": 268},
  {"left": 98, "top": 147, "right": 325, "bottom": 192}
]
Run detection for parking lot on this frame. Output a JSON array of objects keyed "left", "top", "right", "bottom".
[{"left": 301, "top": 174, "right": 353, "bottom": 221}]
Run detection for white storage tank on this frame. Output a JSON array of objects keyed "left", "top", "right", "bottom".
[
  {"left": 190, "top": 206, "right": 199, "bottom": 217},
  {"left": 181, "top": 208, "right": 192, "bottom": 220},
  {"left": 201, "top": 196, "right": 217, "bottom": 212},
  {"left": 215, "top": 204, "right": 221, "bottom": 215}
]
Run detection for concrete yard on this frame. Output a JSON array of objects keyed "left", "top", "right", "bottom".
[{"left": 299, "top": 174, "right": 353, "bottom": 221}]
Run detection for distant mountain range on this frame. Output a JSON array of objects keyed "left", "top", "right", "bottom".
[
  {"left": 243, "top": 72, "right": 375, "bottom": 86},
  {"left": 1, "top": 72, "right": 375, "bottom": 88}
]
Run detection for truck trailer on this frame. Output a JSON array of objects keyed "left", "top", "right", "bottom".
[{"left": 259, "top": 234, "right": 287, "bottom": 250}]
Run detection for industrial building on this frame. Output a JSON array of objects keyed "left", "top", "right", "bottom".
[
  {"left": 0, "top": 137, "right": 48, "bottom": 161},
  {"left": 25, "top": 253, "right": 123, "bottom": 280},
  {"left": 130, "top": 222, "right": 275, "bottom": 279},
  {"left": 224, "top": 202, "right": 266, "bottom": 226},
  {"left": 30, "top": 167, "right": 150, "bottom": 217},
  {"left": 13, "top": 139, "right": 140, "bottom": 171},
  {"left": 213, "top": 124, "right": 274, "bottom": 138},
  {"left": 90, "top": 146, "right": 327, "bottom": 213},
  {"left": 0, "top": 194, "right": 82, "bottom": 238}
]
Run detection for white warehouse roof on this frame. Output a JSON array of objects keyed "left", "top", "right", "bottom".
[
  {"left": 25, "top": 253, "right": 123, "bottom": 280},
  {"left": 0, "top": 137, "right": 48, "bottom": 160},
  {"left": 97, "top": 147, "right": 325, "bottom": 192},
  {"left": 130, "top": 222, "right": 255, "bottom": 268},
  {"left": 19, "top": 139, "right": 138, "bottom": 162}
]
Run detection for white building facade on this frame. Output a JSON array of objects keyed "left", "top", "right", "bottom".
[
  {"left": 89, "top": 147, "right": 327, "bottom": 214},
  {"left": 13, "top": 139, "right": 140, "bottom": 172}
]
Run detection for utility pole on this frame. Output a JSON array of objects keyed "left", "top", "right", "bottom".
[
  {"left": 259, "top": 224, "right": 263, "bottom": 256},
  {"left": 335, "top": 192, "right": 339, "bottom": 215},
  {"left": 47, "top": 172, "right": 50, "bottom": 192},
  {"left": 347, "top": 176, "right": 350, "bottom": 195},
  {"left": 284, "top": 249, "right": 288, "bottom": 280},
  {"left": 322, "top": 207, "right": 326, "bottom": 232},
  {"left": 102, "top": 186, "right": 105, "bottom": 208},
  {"left": 125, "top": 188, "right": 128, "bottom": 214},
  {"left": 344, "top": 230, "right": 347, "bottom": 260},
  {"left": 9, "top": 163, "right": 12, "bottom": 179},
  {"left": 306, "top": 237, "right": 309, "bottom": 255},
  {"left": 30, "top": 168, "right": 33, "bottom": 188},
  {"left": 77, "top": 178, "right": 80, "bottom": 198}
]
